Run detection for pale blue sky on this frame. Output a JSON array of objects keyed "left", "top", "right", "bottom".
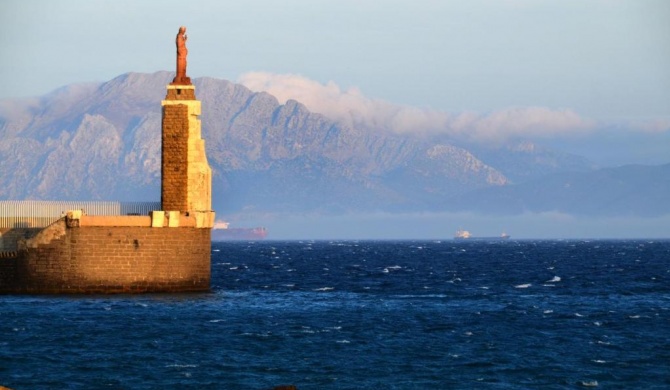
[{"left": 1, "top": 0, "right": 668, "bottom": 123}]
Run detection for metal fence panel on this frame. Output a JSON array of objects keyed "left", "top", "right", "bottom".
[{"left": 0, "top": 201, "right": 160, "bottom": 228}]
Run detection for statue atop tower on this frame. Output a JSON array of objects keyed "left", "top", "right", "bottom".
[{"left": 172, "top": 26, "right": 191, "bottom": 85}]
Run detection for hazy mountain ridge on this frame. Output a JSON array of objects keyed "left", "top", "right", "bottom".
[
  {"left": 1, "top": 71, "right": 662, "bottom": 217},
  {"left": 462, "top": 141, "right": 598, "bottom": 183},
  {"left": 449, "top": 163, "right": 670, "bottom": 217}
]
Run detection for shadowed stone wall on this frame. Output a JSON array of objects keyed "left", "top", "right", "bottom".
[{"left": 161, "top": 103, "right": 191, "bottom": 211}]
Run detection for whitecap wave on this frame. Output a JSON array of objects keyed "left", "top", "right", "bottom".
[
  {"left": 514, "top": 283, "right": 532, "bottom": 288},
  {"left": 394, "top": 294, "right": 447, "bottom": 299},
  {"left": 546, "top": 276, "right": 561, "bottom": 283},
  {"left": 314, "top": 287, "right": 334, "bottom": 291},
  {"left": 242, "top": 332, "right": 271, "bottom": 337}
]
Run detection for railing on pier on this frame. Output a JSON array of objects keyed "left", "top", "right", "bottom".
[{"left": 0, "top": 201, "right": 161, "bottom": 229}]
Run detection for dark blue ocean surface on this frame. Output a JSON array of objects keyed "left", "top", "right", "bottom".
[{"left": 2, "top": 240, "right": 669, "bottom": 389}]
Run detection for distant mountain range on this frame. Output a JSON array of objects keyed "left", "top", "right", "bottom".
[
  {"left": 449, "top": 163, "right": 670, "bottom": 217},
  {"left": 0, "top": 71, "right": 667, "bottom": 217}
]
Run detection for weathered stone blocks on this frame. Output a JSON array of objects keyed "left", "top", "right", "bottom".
[{"left": 2, "top": 220, "right": 211, "bottom": 294}]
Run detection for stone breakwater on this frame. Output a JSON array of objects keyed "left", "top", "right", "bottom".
[{"left": 0, "top": 213, "right": 211, "bottom": 294}]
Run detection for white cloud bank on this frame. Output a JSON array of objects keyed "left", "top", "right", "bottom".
[
  {"left": 630, "top": 118, "right": 670, "bottom": 133},
  {"left": 239, "top": 72, "right": 597, "bottom": 143}
]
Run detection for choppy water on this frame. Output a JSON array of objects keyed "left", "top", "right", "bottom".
[{"left": 2, "top": 240, "right": 669, "bottom": 389}]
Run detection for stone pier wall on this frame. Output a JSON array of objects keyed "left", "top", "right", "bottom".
[{"left": 0, "top": 218, "right": 211, "bottom": 294}]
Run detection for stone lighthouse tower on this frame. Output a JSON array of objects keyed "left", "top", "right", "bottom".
[
  {"left": 0, "top": 26, "right": 214, "bottom": 294},
  {"left": 161, "top": 26, "right": 214, "bottom": 227}
]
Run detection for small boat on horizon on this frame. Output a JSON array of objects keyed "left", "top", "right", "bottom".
[
  {"left": 454, "top": 229, "right": 510, "bottom": 241},
  {"left": 212, "top": 221, "right": 268, "bottom": 241}
]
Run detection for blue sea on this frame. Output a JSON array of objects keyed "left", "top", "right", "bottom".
[{"left": 2, "top": 240, "right": 669, "bottom": 389}]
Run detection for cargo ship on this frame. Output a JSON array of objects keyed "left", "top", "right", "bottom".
[
  {"left": 454, "top": 229, "right": 510, "bottom": 241},
  {"left": 212, "top": 221, "right": 268, "bottom": 241}
]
